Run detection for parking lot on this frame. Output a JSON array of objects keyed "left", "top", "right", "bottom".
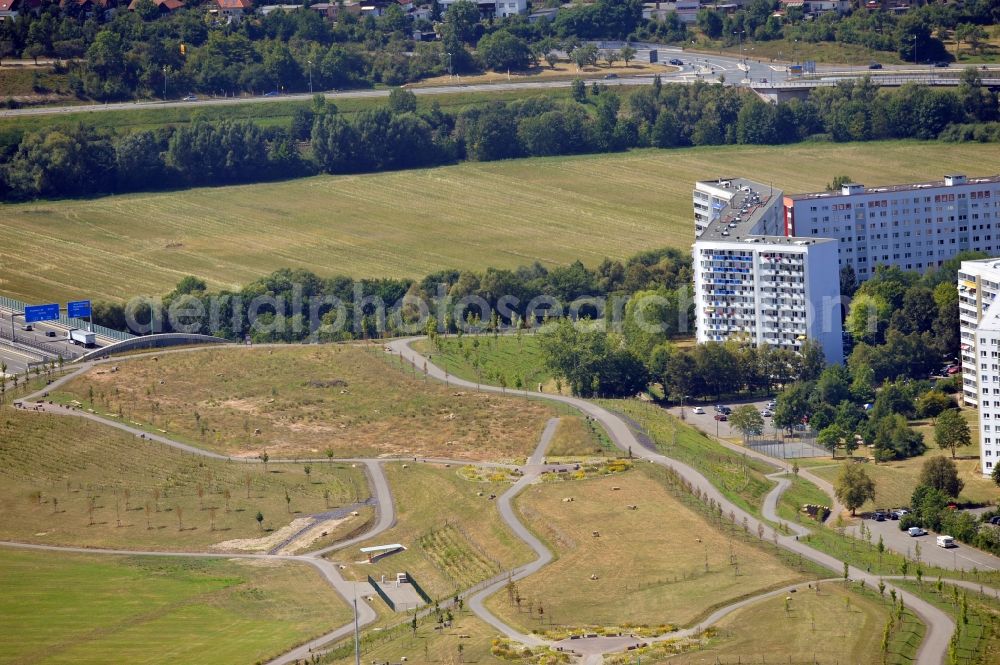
[{"left": 673, "top": 398, "right": 827, "bottom": 460}]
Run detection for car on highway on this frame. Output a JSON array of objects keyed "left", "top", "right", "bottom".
[
  {"left": 264, "top": 90, "right": 282, "bottom": 96},
  {"left": 933, "top": 61, "right": 950, "bottom": 68},
  {"left": 714, "top": 413, "right": 728, "bottom": 421},
  {"left": 692, "top": 406, "right": 705, "bottom": 415},
  {"left": 182, "top": 94, "right": 197, "bottom": 101},
  {"left": 868, "top": 62, "right": 883, "bottom": 70},
  {"left": 45, "top": 330, "right": 56, "bottom": 337},
  {"left": 669, "top": 58, "right": 683, "bottom": 66},
  {"left": 20, "top": 324, "right": 32, "bottom": 331},
  {"left": 908, "top": 527, "right": 927, "bottom": 537}
]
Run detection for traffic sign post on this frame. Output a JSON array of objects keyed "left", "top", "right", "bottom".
[
  {"left": 24, "top": 303, "right": 60, "bottom": 323},
  {"left": 67, "top": 300, "right": 93, "bottom": 331}
]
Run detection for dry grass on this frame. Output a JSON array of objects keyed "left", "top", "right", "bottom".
[
  {"left": 0, "top": 407, "right": 367, "bottom": 551},
  {"left": 486, "top": 465, "right": 816, "bottom": 631},
  {"left": 335, "top": 463, "right": 533, "bottom": 601},
  {"left": 0, "top": 548, "right": 352, "bottom": 665},
  {"left": 413, "top": 60, "right": 675, "bottom": 87},
  {"left": 5, "top": 142, "right": 1000, "bottom": 303},
  {"left": 546, "top": 415, "right": 611, "bottom": 458},
  {"left": 52, "top": 345, "right": 556, "bottom": 461}
]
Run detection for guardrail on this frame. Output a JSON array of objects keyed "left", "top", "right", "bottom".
[
  {"left": 75, "top": 333, "right": 232, "bottom": 361},
  {"left": 0, "top": 294, "right": 134, "bottom": 342},
  {"left": 761, "top": 74, "right": 1000, "bottom": 89},
  {"left": 0, "top": 326, "right": 81, "bottom": 359}
]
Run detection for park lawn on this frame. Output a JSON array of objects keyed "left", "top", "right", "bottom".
[
  {"left": 0, "top": 548, "right": 352, "bottom": 665},
  {"left": 5, "top": 141, "right": 1000, "bottom": 303},
  {"left": 0, "top": 407, "right": 368, "bottom": 551},
  {"left": 546, "top": 414, "right": 613, "bottom": 458},
  {"left": 894, "top": 579, "right": 1000, "bottom": 665},
  {"left": 598, "top": 399, "right": 777, "bottom": 518},
  {"left": 321, "top": 610, "right": 511, "bottom": 665},
  {"left": 809, "top": 452, "right": 1000, "bottom": 514},
  {"left": 486, "top": 465, "right": 816, "bottom": 632},
  {"left": 52, "top": 345, "right": 555, "bottom": 461},
  {"left": 336, "top": 463, "right": 533, "bottom": 601},
  {"left": 776, "top": 472, "right": 834, "bottom": 525},
  {"left": 412, "top": 335, "right": 555, "bottom": 391}
]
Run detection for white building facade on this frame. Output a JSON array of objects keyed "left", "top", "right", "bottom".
[
  {"left": 784, "top": 175, "right": 1000, "bottom": 281},
  {"left": 693, "top": 236, "right": 843, "bottom": 364},
  {"left": 957, "top": 258, "right": 1000, "bottom": 477}
]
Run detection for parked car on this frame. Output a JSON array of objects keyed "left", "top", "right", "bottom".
[
  {"left": 692, "top": 406, "right": 705, "bottom": 415},
  {"left": 989, "top": 516, "right": 1000, "bottom": 525},
  {"left": 908, "top": 527, "right": 927, "bottom": 537},
  {"left": 936, "top": 535, "right": 956, "bottom": 548},
  {"left": 873, "top": 511, "right": 886, "bottom": 522},
  {"left": 946, "top": 365, "right": 961, "bottom": 375},
  {"left": 182, "top": 94, "right": 197, "bottom": 101},
  {"left": 761, "top": 409, "right": 773, "bottom": 418},
  {"left": 714, "top": 413, "right": 728, "bottom": 422}
]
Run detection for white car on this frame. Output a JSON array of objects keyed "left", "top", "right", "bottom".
[
  {"left": 691, "top": 406, "right": 705, "bottom": 415},
  {"left": 182, "top": 94, "right": 197, "bottom": 101},
  {"left": 907, "top": 527, "right": 926, "bottom": 537}
]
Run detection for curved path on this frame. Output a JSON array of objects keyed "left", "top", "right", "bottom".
[
  {"left": 5, "top": 340, "right": 959, "bottom": 664},
  {"left": 388, "top": 337, "right": 956, "bottom": 665}
]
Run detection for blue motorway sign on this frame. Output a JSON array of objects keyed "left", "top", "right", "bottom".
[
  {"left": 24, "top": 303, "right": 60, "bottom": 323},
  {"left": 67, "top": 300, "right": 92, "bottom": 319}
]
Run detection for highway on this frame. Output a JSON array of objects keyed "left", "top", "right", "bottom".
[{"left": 0, "top": 306, "right": 113, "bottom": 374}]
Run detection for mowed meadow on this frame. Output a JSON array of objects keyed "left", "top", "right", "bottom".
[{"left": 4, "top": 141, "right": 1000, "bottom": 303}]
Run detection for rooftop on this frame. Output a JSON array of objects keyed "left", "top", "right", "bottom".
[
  {"left": 789, "top": 174, "right": 1000, "bottom": 201},
  {"left": 696, "top": 178, "right": 784, "bottom": 242},
  {"left": 698, "top": 235, "right": 837, "bottom": 248}
]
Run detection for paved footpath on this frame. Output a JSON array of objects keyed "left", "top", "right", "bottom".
[
  {"left": 3, "top": 340, "right": 971, "bottom": 664},
  {"left": 388, "top": 337, "right": 956, "bottom": 665}
]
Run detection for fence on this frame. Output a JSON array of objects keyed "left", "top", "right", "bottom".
[
  {"left": 405, "top": 571, "right": 433, "bottom": 605},
  {"left": 0, "top": 294, "right": 134, "bottom": 342},
  {"left": 366, "top": 575, "right": 396, "bottom": 611}
]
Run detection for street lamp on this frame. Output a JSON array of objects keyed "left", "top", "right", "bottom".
[
  {"left": 163, "top": 65, "right": 168, "bottom": 100},
  {"left": 447, "top": 51, "right": 453, "bottom": 78},
  {"left": 733, "top": 29, "right": 746, "bottom": 66},
  {"left": 911, "top": 34, "right": 918, "bottom": 67},
  {"left": 307, "top": 59, "right": 313, "bottom": 94}
]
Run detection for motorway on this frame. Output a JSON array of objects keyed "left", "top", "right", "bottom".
[
  {"left": 0, "top": 306, "right": 118, "bottom": 375},
  {"left": 5, "top": 43, "right": 992, "bottom": 120}
]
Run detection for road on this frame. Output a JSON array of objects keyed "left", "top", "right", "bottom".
[
  {"left": 849, "top": 516, "right": 1000, "bottom": 573},
  {"left": 388, "top": 336, "right": 955, "bottom": 665}
]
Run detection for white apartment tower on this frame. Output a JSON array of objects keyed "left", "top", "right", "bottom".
[
  {"left": 958, "top": 258, "right": 1000, "bottom": 476},
  {"left": 692, "top": 178, "right": 844, "bottom": 364}
]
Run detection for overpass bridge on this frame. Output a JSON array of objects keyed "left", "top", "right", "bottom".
[{"left": 753, "top": 71, "right": 1000, "bottom": 103}]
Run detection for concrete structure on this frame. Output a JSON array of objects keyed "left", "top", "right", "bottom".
[
  {"left": 785, "top": 175, "right": 1000, "bottom": 281},
  {"left": 957, "top": 258, "right": 1000, "bottom": 476},
  {"left": 438, "top": 0, "right": 526, "bottom": 17},
  {"left": 693, "top": 177, "right": 843, "bottom": 363}
]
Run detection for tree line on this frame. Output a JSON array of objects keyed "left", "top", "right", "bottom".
[{"left": 4, "top": 70, "right": 999, "bottom": 201}]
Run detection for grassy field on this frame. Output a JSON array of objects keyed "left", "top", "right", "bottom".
[
  {"left": 895, "top": 579, "right": 1000, "bottom": 665},
  {"left": 412, "top": 335, "right": 554, "bottom": 391},
  {"left": 52, "top": 345, "right": 555, "bottom": 461},
  {"left": 336, "top": 463, "right": 533, "bottom": 602},
  {"left": 598, "top": 399, "right": 777, "bottom": 518},
  {"left": 0, "top": 548, "right": 351, "bottom": 665},
  {"left": 808, "top": 449, "right": 1000, "bottom": 513},
  {"left": 4, "top": 141, "right": 1000, "bottom": 303},
  {"left": 0, "top": 86, "right": 581, "bottom": 140},
  {"left": 0, "top": 407, "right": 367, "bottom": 551},
  {"left": 486, "top": 465, "right": 816, "bottom": 632}
]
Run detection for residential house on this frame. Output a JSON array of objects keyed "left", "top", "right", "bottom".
[
  {"left": 210, "top": 0, "right": 252, "bottom": 23},
  {"left": 127, "top": 0, "right": 184, "bottom": 13}
]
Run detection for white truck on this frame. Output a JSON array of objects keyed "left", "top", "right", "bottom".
[{"left": 67, "top": 328, "right": 96, "bottom": 347}]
